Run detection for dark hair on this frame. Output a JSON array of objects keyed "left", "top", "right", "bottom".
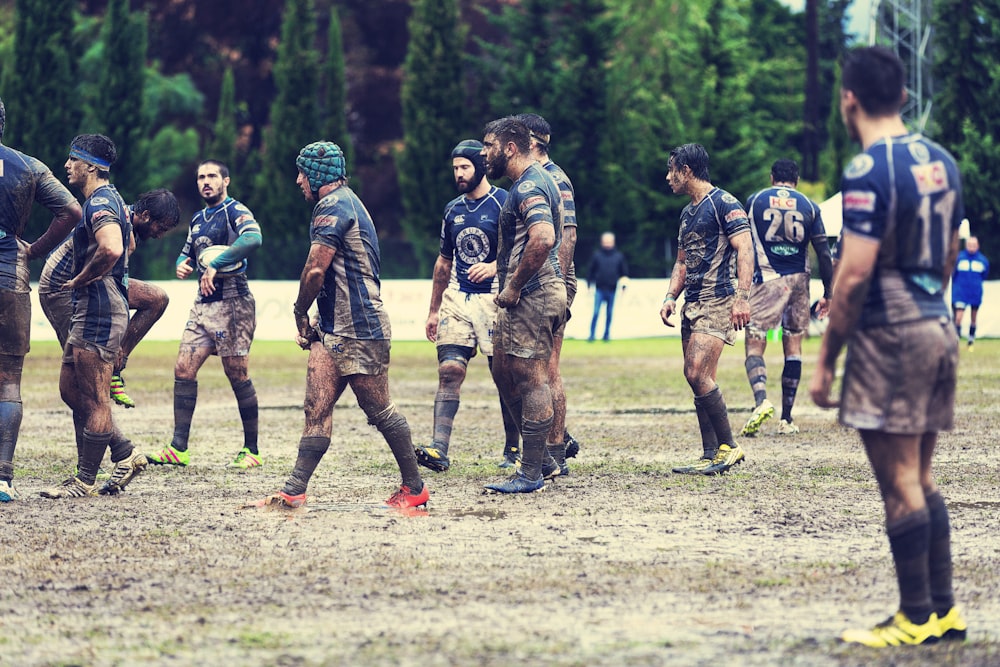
[
  {"left": 483, "top": 116, "right": 532, "bottom": 155},
  {"left": 134, "top": 188, "right": 181, "bottom": 229},
  {"left": 770, "top": 159, "right": 799, "bottom": 184},
  {"left": 668, "top": 143, "right": 710, "bottom": 181},
  {"left": 841, "top": 46, "right": 905, "bottom": 117},
  {"left": 197, "top": 159, "right": 230, "bottom": 179},
  {"left": 515, "top": 112, "right": 551, "bottom": 153},
  {"left": 70, "top": 134, "right": 117, "bottom": 175}
]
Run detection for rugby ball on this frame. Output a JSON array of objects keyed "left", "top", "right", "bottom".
[{"left": 197, "top": 245, "right": 244, "bottom": 275}]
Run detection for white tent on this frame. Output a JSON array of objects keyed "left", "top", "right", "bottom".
[{"left": 819, "top": 192, "right": 842, "bottom": 238}]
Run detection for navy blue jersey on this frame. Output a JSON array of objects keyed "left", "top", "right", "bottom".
[
  {"left": 745, "top": 186, "right": 826, "bottom": 283},
  {"left": 497, "top": 163, "right": 563, "bottom": 296},
  {"left": 439, "top": 186, "right": 507, "bottom": 294},
  {"left": 179, "top": 197, "right": 259, "bottom": 304},
  {"left": 841, "top": 134, "right": 964, "bottom": 327},
  {"left": 543, "top": 160, "right": 577, "bottom": 282},
  {"left": 311, "top": 185, "right": 391, "bottom": 340},
  {"left": 952, "top": 249, "right": 989, "bottom": 306},
  {"left": 0, "top": 144, "right": 77, "bottom": 290},
  {"left": 72, "top": 184, "right": 131, "bottom": 303},
  {"left": 677, "top": 188, "right": 751, "bottom": 302}
]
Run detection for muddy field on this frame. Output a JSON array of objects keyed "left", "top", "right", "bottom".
[{"left": 2, "top": 338, "right": 999, "bottom": 666}]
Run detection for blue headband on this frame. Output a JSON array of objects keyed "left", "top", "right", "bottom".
[{"left": 70, "top": 147, "right": 112, "bottom": 169}]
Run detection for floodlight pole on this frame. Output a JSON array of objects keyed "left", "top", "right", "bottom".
[{"left": 868, "top": 0, "right": 934, "bottom": 132}]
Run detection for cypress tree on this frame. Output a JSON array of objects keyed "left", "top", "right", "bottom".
[
  {"left": 208, "top": 67, "right": 239, "bottom": 183},
  {"left": 253, "top": 0, "right": 321, "bottom": 279},
  {"left": 323, "top": 7, "right": 353, "bottom": 175},
  {"left": 398, "top": 0, "right": 466, "bottom": 276}
]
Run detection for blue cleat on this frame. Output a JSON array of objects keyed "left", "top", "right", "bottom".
[{"left": 485, "top": 472, "right": 544, "bottom": 494}]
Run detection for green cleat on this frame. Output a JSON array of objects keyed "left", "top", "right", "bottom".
[
  {"left": 110, "top": 374, "right": 136, "bottom": 408},
  {"left": 227, "top": 448, "right": 263, "bottom": 469},
  {"left": 740, "top": 399, "right": 774, "bottom": 437},
  {"left": 147, "top": 444, "right": 190, "bottom": 466}
]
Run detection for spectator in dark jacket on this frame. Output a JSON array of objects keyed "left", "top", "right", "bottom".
[{"left": 587, "top": 232, "right": 629, "bottom": 341}]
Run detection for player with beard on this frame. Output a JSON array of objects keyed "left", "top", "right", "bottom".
[
  {"left": 147, "top": 160, "right": 263, "bottom": 469},
  {"left": 0, "top": 96, "right": 83, "bottom": 502},
  {"left": 481, "top": 116, "right": 567, "bottom": 494},
  {"left": 415, "top": 140, "right": 520, "bottom": 472}
]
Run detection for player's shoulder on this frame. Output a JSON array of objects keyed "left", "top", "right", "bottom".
[
  {"left": 226, "top": 197, "right": 255, "bottom": 217},
  {"left": 443, "top": 194, "right": 466, "bottom": 218},
  {"left": 489, "top": 185, "right": 508, "bottom": 205}
]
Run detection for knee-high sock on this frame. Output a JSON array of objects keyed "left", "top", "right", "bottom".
[
  {"left": 780, "top": 357, "right": 802, "bottom": 422},
  {"left": 926, "top": 491, "right": 955, "bottom": 615},
  {"left": 694, "top": 399, "right": 719, "bottom": 458},
  {"left": 744, "top": 355, "right": 767, "bottom": 406},
  {"left": 282, "top": 436, "right": 331, "bottom": 496},
  {"left": 695, "top": 386, "right": 734, "bottom": 447},
  {"left": 0, "top": 401, "right": 23, "bottom": 483},
  {"left": 431, "top": 392, "right": 460, "bottom": 452},
  {"left": 78, "top": 429, "right": 111, "bottom": 486},
  {"left": 233, "top": 379, "right": 259, "bottom": 454},
  {"left": 520, "top": 416, "right": 552, "bottom": 481},
  {"left": 887, "top": 508, "right": 933, "bottom": 623},
  {"left": 171, "top": 379, "right": 198, "bottom": 452},
  {"left": 108, "top": 428, "right": 134, "bottom": 463},
  {"left": 371, "top": 404, "right": 422, "bottom": 491}
]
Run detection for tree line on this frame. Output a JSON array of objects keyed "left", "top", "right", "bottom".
[{"left": 1, "top": 0, "right": 996, "bottom": 280}]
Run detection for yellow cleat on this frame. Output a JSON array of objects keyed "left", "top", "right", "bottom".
[{"left": 841, "top": 611, "right": 941, "bottom": 647}]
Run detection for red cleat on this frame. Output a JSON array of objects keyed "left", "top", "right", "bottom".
[{"left": 385, "top": 483, "right": 429, "bottom": 509}]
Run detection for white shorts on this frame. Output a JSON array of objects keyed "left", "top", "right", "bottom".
[{"left": 436, "top": 290, "right": 497, "bottom": 356}]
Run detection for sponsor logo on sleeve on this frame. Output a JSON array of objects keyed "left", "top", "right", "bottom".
[
  {"left": 843, "top": 190, "right": 876, "bottom": 213},
  {"left": 725, "top": 209, "right": 746, "bottom": 223},
  {"left": 844, "top": 154, "right": 875, "bottom": 179}
]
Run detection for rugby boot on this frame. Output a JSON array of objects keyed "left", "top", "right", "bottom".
[
  {"left": 564, "top": 429, "right": 580, "bottom": 459},
  {"left": 386, "top": 483, "right": 430, "bottom": 509},
  {"left": 672, "top": 455, "right": 714, "bottom": 475},
  {"left": 485, "top": 471, "right": 544, "bottom": 494},
  {"left": 147, "top": 444, "right": 190, "bottom": 466},
  {"left": 740, "top": 399, "right": 774, "bottom": 437},
  {"left": 415, "top": 444, "right": 450, "bottom": 472},
  {"left": 498, "top": 442, "right": 519, "bottom": 469},
  {"left": 841, "top": 611, "right": 941, "bottom": 647},
  {"left": 98, "top": 449, "right": 148, "bottom": 495},
  {"left": 110, "top": 374, "right": 136, "bottom": 408},
  {"left": 700, "top": 443, "right": 746, "bottom": 475},
  {"left": 775, "top": 419, "right": 800, "bottom": 435},
  {"left": 938, "top": 607, "right": 968, "bottom": 641},
  {"left": 40, "top": 476, "right": 97, "bottom": 499}
]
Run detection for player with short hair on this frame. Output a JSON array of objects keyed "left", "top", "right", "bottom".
[
  {"left": 415, "top": 139, "right": 518, "bottom": 472},
  {"left": 660, "top": 143, "right": 753, "bottom": 476},
  {"left": 481, "top": 116, "right": 567, "bottom": 494},
  {"left": 266, "top": 140, "right": 428, "bottom": 509},
  {"left": 811, "top": 46, "right": 966, "bottom": 647},
  {"left": 951, "top": 234, "right": 988, "bottom": 349},
  {"left": 740, "top": 158, "right": 833, "bottom": 436},
  {"left": 0, "top": 96, "right": 83, "bottom": 502},
  {"left": 147, "top": 160, "right": 263, "bottom": 469},
  {"left": 517, "top": 112, "right": 581, "bottom": 472},
  {"left": 40, "top": 134, "right": 149, "bottom": 498}
]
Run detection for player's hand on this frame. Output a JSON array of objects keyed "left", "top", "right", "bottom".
[
  {"left": 809, "top": 364, "right": 839, "bottom": 408},
  {"left": 731, "top": 297, "right": 750, "bottom": 331},
  {"left": 294, "top": 310, "right": 317, "bottom": 350},
  {"left": 199, "top": 266, "right": 218, "bottom": 297},
  {"left": 660, "top": 300, "right": 676, "bottom": 327},
  {"left": 467, "top": 261, "right": 496, "bottom": 284},
  {"left": 814, "top": 296, "right": 831, "bottom": 320},
  {"left": 176, "top": 257, "right": 194, "bottom": 280},
  {"left": 495, "top": 286, "right": 519, "bottom": 309},
  {"left": 425, "top": 312, "right": 439, "bottom": 342}
]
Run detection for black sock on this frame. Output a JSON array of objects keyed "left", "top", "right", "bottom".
[
  {"left": 0, "top": 401, "right": 23, "bottom": 483},
  {"left": 283, "top": 436, "right": 331, "bottom": 496},
  {"left": 926, "top": 491, "right": 955, "bottom": 615},
  {"left": 968, "top": 325, "right": 976, "bottom": 343},
  {"left": 108, "top": 429, "right": 134, "bottom": 463},
  {"left": 696, "top": 386, "right": 734, "bottom": 447},
  {"left": 431, "top": 393, "right": 460, "bottom": 453},
  {"left": 370, "top": 403, "right": 422, "bottom": 492},
  {"left": 233, "top": 379, "right": 259, "bottom": 454},
  {"left": 780, "top": 357, "right": 801, "bottom": 422},
  {"left": 519, "top": 417, "right": 552, "bottom": 481},
  {"left": 694, "top": 399, "right": 718, "bottom": 458},
  {"left": 887, "top": 508, "right": 933, "bottom": 623},
  {"left": 78, "top": 429, "right": 111, "bottom": 486},
  {"left": 171, "top": 379, "right": 198, "bottom": 452}
]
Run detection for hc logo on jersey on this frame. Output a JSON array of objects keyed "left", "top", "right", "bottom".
[
  {"left": 769, "top": 195, "right": 797, "bottom": 210},
  {"left": 911, "top": 161, "right": 950, "bottom": 196}
]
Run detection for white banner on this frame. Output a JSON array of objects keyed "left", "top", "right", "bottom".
[{"left": 28, "top": 278, "right": 998, "bottom": 342}]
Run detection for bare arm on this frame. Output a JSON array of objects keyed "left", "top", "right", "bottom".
[
  {"left": 810, "top": 235, "right": 835, "bottom": 318},
  {"left": 558, "top": 226, "right": 577, "bottom": 288},
  {"left": 496, "top": 223, "right": 555, "bottom": 308},
  {"left": 293, "top": 243, "right": 336, "bottom": 348},
  {"left": 659, "top": 248, "right": 687, "bottom": 327},
  {"left": 25, "top": 202, "right": 83, "bottom": 260},
  {"left": 425, "top": 254, "right": 454, "bottom": 342},
  {"left": 63, "top": 224, "right": 124, "bottom": 290}
]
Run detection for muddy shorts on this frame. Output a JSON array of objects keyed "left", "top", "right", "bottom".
[
  {"left": 746, "top": 273, "right": 811, "bottom": 339},
  {"left": 65, "top": 280, "right": 128, "bottom": 365},
  {"left": 681, "top": 295, "right": 737, "bottom": 346},
  {"left": 180, "top": 294, "right": 256, "bottom": 357},
  {"left": 840, "top": 317, "right": 958, "bottom": 434},
  {"left": 554, "top": 276, "right": 578, "bottom": 338},
  {"left": 494, "top": 280, "right": 567, "bottom": 360},
  {"left": 321, "top": 334, "right": 390, "bottom": 376},
  {"left": 436, "top": 289, "right": 497, "bottom": 356},
  {"left": 39, "top": 289, "right": 73, "bottom": 350},
  {"left": 0, "top": 289, "right": 31, "bottom": 356}
]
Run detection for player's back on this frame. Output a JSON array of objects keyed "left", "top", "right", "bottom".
[{"left": 746, "top": 186, "right": 824, "bottom": 281}]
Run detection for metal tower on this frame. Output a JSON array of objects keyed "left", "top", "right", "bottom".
[{"left": 867, "top": 0, "right": 934, "bottom": 131}]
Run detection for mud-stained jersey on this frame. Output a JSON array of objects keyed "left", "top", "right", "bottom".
[
  {"left": 496, "top": 162, "right": 563, "bottom": 296},
  {"left": 71, "top": 183, "right": 131, "bottom": 318},
  {"left": 542, "top": 160, "right": 577, "bottom": 283},
  {"left": 310, "top": 185, "right": 391, "bottom": 341},
  {"left": 178, "top": 197, "right": 259, "bottom": 304},
  {"left": 677, "top": 187, "right": 750, "bottom": 302},
  {"left": 440, "top": 186, "right": 507, "bottom": 294},
  {"left": 745, "top": 186, "right": 826, "bottom": 283},
  {"left": 840, "top": 133, "right": 964, "bottom": 327},
  {"left": 0, "top": 145, "right": 77, "bottom": 291}
]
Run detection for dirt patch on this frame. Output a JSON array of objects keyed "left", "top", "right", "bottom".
[{"left": 2, "top": 340, "right": 998, "bottom": 666}]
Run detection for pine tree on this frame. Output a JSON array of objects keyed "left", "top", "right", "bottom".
[
  {"left": 253, "top": 0, "right": 321, "bottom": 279},
  {"left": 323, "top": 7, "right": 353, "bottom": 176},
  {"left": 208, "top": 67, "right": 238, "bottom": 181},
  {"left": 397, "top": 0, "right": 466, "bottom": 276}
]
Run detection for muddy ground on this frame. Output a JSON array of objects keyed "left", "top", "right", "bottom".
[{"left": 2, "top": 339, "right": 998, "bottom": 666}]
